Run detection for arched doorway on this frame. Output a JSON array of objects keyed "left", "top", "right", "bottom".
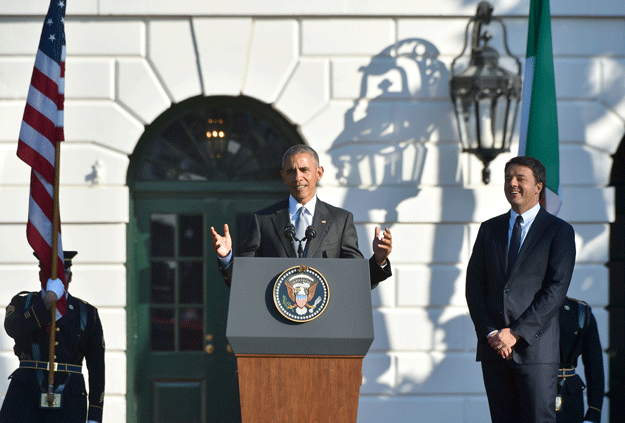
[{"left": 126, "top": 95, "right": 304, "bottom": 423}]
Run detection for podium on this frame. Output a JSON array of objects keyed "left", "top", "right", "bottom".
[{"left": 226, "top": 257, "right": 374, "bottom": 423}]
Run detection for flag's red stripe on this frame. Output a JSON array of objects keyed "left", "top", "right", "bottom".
[
  {"left": 22, "top": 103, "right": 57, "bottom": 146},
  {"left": 16, "top": 142, "right": 56, "bottom": 184},
  {"left": 29, "top": 175, "right": 55, "bottom": 223},
  {"left": 30, "top": 67, "right": 63, "bottom": 111},
  {"left": 26, "top": 222, "right": 65, "bottom": 284}
]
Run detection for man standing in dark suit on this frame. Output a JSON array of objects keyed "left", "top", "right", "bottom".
[
  {"left": 211, "top": 144, "right": 392, "bottom": 288},
  {"left": 1, "top": 251, "right": 105, "bottom": 423},
  {"left": 466, "top": 156, "right": 576, "bottom": 423},
  {"left": 557, "top": 297, "right": 604, "bottom": 423}
]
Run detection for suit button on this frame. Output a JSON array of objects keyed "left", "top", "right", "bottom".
[{"left": 504, "top": 288, "right": 510, "bottom": 293}]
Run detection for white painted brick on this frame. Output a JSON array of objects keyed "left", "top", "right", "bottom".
[
  {"left": 98, "top": 308, "right": 126, "bottom": 351},
  {"left": 555, "top": 58, "right": 601, "bottom": 100},
  {"left": 60, "top": 143, "right": 130, "bottom": 186},
  {"left": 102, "top": 351, "right": 126, "bottom": 395},
  {"left": 102, "top": 395, "right": 126, "bottom": 423},
  {"left": 465, "top": 396, "right": 493, "bottom": 423},
  {"left": 69, "top": 265, "right": 127, "bottom": 308},
  {"left": 568, "top": 264, "right": 609, "bottom": 305},
  {"left": 0, "top": 143, "right": 30, "bottom": 185},
  {"left": 242, "top": 20, "right": 298, "bottom": 104},
  {"left": 300, "top": 100, "right": 359, "bottom": 152},
  {"left": 332, "top": 54, "right": 452, "bottom": 101},
  {"left": 357, "top": 223, "right": 468, "bottom": 264},
  {"left": 0, "top": 186, "right": 128, "bottom": 223},
  {"left": 358, "top": 396, "right": 465, "bottom": 423},
  {"left": 572, "top": 224, "right": 610, "bottom": 263},
  {"left": 319, "top": 142, "right": 461, "bottom": 187},
  {"left": 1, "top": 0, "right": 98, "bottom": 14},
  {"left": 67, "top": 21, "right": 145, "bottom": 56},
  {"left": 396, "top": 352, "right": 484, "bottom": 394},
  {"left": 193, "top": 18, "right": 252, "bottom": 96},
  {"left": 0, "top": 58, "right": 35, "bottom": 99},
  {"left": 372, "top": 308, "right": 471, "bottom": 352},
  {"left": 117, "top": 58, "right": 171, "bottom": 124},
  {"left": 275, "top": 59, "right": 329, "bottom": 125},
  {"left": 599, "top": 58, "right": 625, "bottom": 124},
  {"left": 0, "top": 102, "right": 25, "bottom": 142},
  {"left": 558, "top": 101, "right": 624, "bottom": 154},
  {"left": 552, "top": 19, "right": 625, "bottom": 57},
  {"left": 361, "top": 353, "right": 394, "bottom": 394},
  {"left": 397, "top": 18, "right": 473, "bottom": 57},
  {"left": 66, "top": 59, "right": 115, "bottom": 99},
  {"left": 396, "top": 265, "right": 466, "bottom": 307},
  {"left": 0, "top": 224, "right": 126, "bottom": 265},
  {"left": 0, "top": 266, "right": 38, "bottom": 306},
  {"left": 371, "top": 308, "right": 435, "bottom": 351},
  {"left": 302, "top": 19, "right": 394, "bottom": 56},
  {"left": 559, "top": 187, "right": 615, "bottom": 222},
  {"left": 0, "top": 142, "right": 130, "bottom": 186},
  {"left": 148, "top": 20, "right": 201, "bottom": 103},
  {"left": 560, "top": 144, "right": 613, "bottom": 186},
  {"left": 371, "top": 273, "right": 395, "bottom": 308},
  {"left": 64, "top": 101, "right": 144, "bottom": 155},
  {"left": 0, "top": 22, "right": 44, "bottom": 55},
  {"left": 100, "top": 0, "right": 344, "bottom": 16}
]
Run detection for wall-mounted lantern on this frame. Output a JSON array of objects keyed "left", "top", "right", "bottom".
[{"left": 450, "top": 1, "right": 522, "bottom": 184}]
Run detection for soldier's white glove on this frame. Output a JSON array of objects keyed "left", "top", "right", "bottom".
[{"left": 46, "top": 278, "right": 65, "bottom": 299}]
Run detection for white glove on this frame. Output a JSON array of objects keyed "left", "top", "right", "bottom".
[
  {"left": 87, "top": 421, "right": 99, "bottom": 423},
  {"left": 46, "top": 278, "right": 65, "bottom": 299}
]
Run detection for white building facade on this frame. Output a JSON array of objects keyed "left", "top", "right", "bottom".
[{"left": 0, "top": 1, "right": 622, "bottom": 422}]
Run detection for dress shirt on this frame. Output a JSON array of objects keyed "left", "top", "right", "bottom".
[
  {"left": 218, "top": 195, "right": 318, "bottom": 267},
  {"left": 508, "top": 202, "right": 541, "bottom": 252}
]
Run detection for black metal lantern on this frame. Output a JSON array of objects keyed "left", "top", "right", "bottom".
[{"left": 450, "top": 1, "right": 522, "bottom": 184}]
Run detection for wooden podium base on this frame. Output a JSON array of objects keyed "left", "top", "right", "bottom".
[{"left": 236, "top": 354, "right": 364, "bottom": 423}]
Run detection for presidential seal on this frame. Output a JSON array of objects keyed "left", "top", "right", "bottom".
[{"left": 273, "top": 265, "right": 330, "bottom": 322}]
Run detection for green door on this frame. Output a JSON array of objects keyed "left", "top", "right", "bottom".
[{"left": 132, "top": 192, "right": 285, "bottom": 423}]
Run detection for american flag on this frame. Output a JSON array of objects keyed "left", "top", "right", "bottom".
[{"left": 16, "top": 0, "right": 67, "bottom": 316}]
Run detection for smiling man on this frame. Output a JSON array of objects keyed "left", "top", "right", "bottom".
[
  {"left": 466, "top": 156, "right": 576, "bottom": 423},
  {"left": 211, "top": 144, "right": 392, "bottom": 289}
]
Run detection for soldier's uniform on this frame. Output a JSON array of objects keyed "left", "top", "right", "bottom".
[
  {"left": 557, "top": 297, "right": 604, "bottom": 423},
  {"left": 0, "top": 252, "right": 105, "bottom": 423}
]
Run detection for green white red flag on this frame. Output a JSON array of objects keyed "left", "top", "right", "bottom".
[{"left": 518, "top": 0, "right": 561, "bottom": 215}]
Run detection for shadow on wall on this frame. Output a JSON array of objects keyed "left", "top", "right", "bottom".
[{"left": 326, "top": 38, "right": 479, "bottom": 419}]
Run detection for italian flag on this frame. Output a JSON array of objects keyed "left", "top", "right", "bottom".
[{"left": 518, "top": 0, "right": 562, "bottom": 215}]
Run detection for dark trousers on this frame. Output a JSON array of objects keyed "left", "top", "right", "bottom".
[{"left": 482, "top": 361, "right": 558, "bottom": 423}]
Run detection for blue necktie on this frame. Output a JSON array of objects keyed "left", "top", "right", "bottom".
[
  {"left": 294, "top": 207, "right": 307, "bottom": 258},
  {"left": 508, "top": 215, "right": 523, "bottom": 275}
]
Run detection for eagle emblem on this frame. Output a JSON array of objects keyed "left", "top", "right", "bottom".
[{"left": 273, "top": 266, "right": 329, "bottom": 322}]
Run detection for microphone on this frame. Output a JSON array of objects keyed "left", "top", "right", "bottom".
[
  {"left": 303, "top": 226, "right": 316, "bottom": 258},
  {"left": 284, "top": 224, "right": 296, "bottom": 242},
  {"left": 304, "top": 226, "right": 316, "bottom": 242}
]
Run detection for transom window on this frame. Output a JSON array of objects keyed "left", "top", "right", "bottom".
[{"left": 131, "top": 95, "right": 301, "bottom": 182}]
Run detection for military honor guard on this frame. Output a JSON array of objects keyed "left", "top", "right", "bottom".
[
  {"left": 0, "top": 251, "right": 105, "bottom": 423},
  {"left": 557, "top": 297, "right": 604, "bottom": 423}
]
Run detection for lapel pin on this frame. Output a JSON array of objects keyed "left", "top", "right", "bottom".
[{"left": 321, "top": 220, "right": 326, "bottom": 224}]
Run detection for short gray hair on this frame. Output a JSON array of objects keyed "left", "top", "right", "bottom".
[{"left": 282, "top": 144, "right": 320, "bottom": 168}]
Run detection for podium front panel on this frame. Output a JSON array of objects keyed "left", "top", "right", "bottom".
[{"left": 226, "top": 257, "right": 374, "bottom": 356}]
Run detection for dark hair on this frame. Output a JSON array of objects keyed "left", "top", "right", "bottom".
[
  {"left": 504, "top": 156, "right": 546, "bottom": 202},
  {"left": 282, "top": 144, "right": 319, "bottom": 168}
]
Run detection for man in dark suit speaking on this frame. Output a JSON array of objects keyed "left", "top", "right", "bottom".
[
  {"left": 466, "top": 156, "right": 576, "bottom": 423},
  {"left": 211, "top": 144, "right": 392, "bottom": 288}
]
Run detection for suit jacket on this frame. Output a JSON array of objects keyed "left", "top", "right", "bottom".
[
  {"left": 466, "top": 207, "right": 576, "bottom": 364},
  {"left": 220, "top": 198, "right": 391, "bottom": 288},
  {"left": 1, "top": 291, "right": 105, "bottom": 422}
]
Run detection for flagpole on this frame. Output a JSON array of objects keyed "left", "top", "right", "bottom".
[{"left": 47, "top": 140, "right": 61, "bottom": 406}]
